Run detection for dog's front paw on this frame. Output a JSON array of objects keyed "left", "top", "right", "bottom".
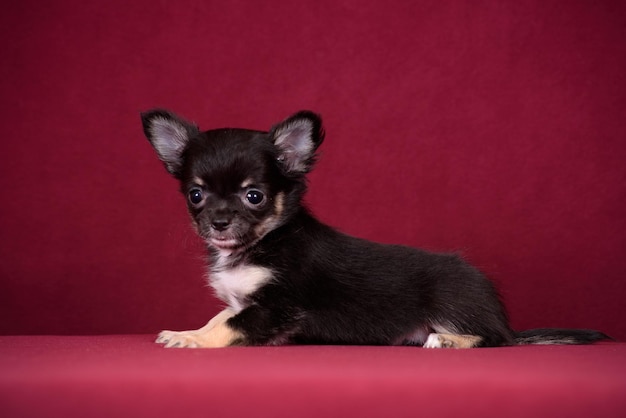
[
  {"left": 156, "top": 330, "right": 202, "bottom": 348},
  {"left": 155, "top": 309, "right": 244, "bottom": 348}
]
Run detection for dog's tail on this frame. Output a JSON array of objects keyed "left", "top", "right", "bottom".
[{"left": 514, "top": 328, "right": 612, "bottom": 345}]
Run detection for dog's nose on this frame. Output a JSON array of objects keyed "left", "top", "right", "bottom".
[{"left": 211, "top": 219, "right": 231, "bottom": 231}]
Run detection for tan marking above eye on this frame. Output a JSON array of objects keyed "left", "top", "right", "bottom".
[{"left": 240, "top": 178, "right": 254, "bottom": 188}]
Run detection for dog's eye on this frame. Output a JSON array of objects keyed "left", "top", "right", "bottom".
[
  {"left": 188, "top": 188, "right": 204, "bottom": 205},
  {"left": 245, "top": 189, "right": 265, "bottom": 206}
]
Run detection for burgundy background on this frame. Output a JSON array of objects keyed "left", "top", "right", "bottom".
[{"left": 1, "top": 0, "right": 624, "bottom": 340}]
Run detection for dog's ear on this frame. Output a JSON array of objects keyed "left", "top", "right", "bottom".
[
  {"left": 141, "top": 109, "right": 199, "bottom": 177},
  {"left": 270, "top": 111, "right": 325, "bottom": 174}
]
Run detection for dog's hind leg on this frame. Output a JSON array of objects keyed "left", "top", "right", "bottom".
[{"left": 423, "top": 333, "right": 483, "bottom": 349}]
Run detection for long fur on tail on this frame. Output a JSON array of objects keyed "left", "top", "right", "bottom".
[{"left": 514, "top": 328, "right": 612, "bottom": 345}]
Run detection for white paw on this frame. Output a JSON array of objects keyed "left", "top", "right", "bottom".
[
  {"left": 423, "top": 333, "right": 444, "bottom": 348},
  {"left": 156, "top": 330, "right": 201, "bottom": 348}
]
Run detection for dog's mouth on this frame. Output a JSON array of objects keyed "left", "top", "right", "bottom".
[
  {"left": 209, "top": 236, "right": 242, "bottom": 250},
  {"left": 196, "top": 221, "right": 253, "bottom": 253}
]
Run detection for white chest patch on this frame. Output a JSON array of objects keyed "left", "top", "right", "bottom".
[{"left": 209, "top": 265, "right": 273, "bottom": 313}]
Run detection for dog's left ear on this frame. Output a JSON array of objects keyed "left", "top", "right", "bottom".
[{"left": 270, "top": 111, "right": 325, "bottom": 174}]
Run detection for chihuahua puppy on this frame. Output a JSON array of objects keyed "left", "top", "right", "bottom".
[{"left": 141, "top": 109, "right": 608, "bottom": 348}]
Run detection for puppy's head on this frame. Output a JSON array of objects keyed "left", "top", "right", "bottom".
[{"left": 141, "top": 109, "right": 324, "bottom": 254}]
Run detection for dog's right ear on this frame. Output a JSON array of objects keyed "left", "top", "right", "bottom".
[{"left": 141, "top": 109, "right": 199, "bottom": 177}]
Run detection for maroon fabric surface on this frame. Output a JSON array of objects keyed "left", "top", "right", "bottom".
[
  {"left": 1, "top": 0, "right": 625, "bottom": 338},
  {"left": 1, "top": 336, "right": 625, "bottom": 418}
]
